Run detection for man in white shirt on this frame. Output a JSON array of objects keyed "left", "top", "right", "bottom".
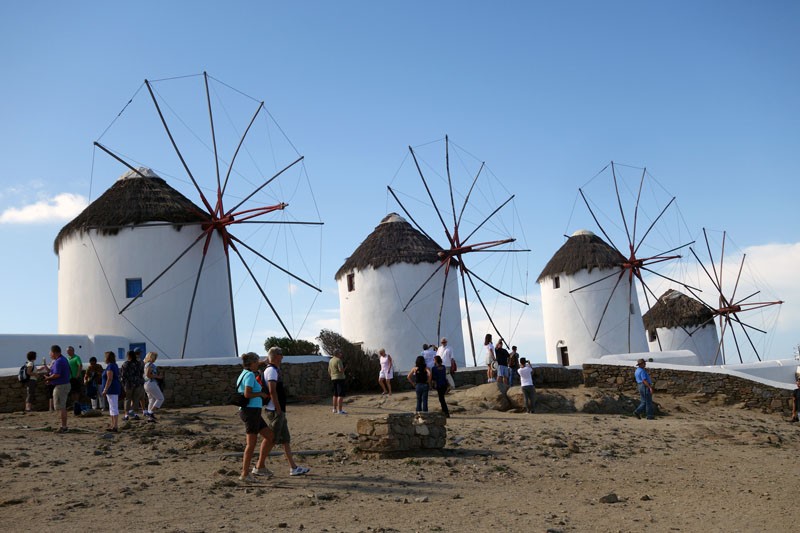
[
  {"left": 517, "top": 357, "right": 535, "bottom": 413},
  {"left": 436, "top": 337, "right": 456, "bottom": 389}
]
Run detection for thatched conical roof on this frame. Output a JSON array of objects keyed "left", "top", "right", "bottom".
[
  {"left": 642, "top": 289, "right": 715, "bottom": 330},
  {"left": 334, "top": 213, "right": 444, "bottom": 280},
  {"left": 537, "top": 230, "right": 624, "bottom": 282},
  {"left": 54, "top": 168, "right": 208, "bottom": 254}
]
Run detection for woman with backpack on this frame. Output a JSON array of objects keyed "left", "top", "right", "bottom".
[
  {"left": 22, "top": 351, "right": 37, "bottom": 412},
  {"left": 237, "top": 352, "right": 273, "bottom": 483}
]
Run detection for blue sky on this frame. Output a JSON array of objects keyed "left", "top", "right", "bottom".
[{"left": 1, "top": 1, "right": 798, "bottom": 362}]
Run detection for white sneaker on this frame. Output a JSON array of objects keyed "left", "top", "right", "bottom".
[
  {"left": 251, "top": 466, "right": 273, "bottom": 477},
  {"left": 290, "top": 466, "right": 310, "bottom": 476},
  {"left": 332, "top": 408, "right": 337, "bottom": 414}
]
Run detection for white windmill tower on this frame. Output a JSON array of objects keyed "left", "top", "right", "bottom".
[
  {"left": 55, "top": 167, "right": 235, "bottom": 358},
  {"left": 335, "top": 213, "right": 466, "bottom": 372},
  {"left": 642, "top": 289, "right": 719, "bottom": 364},
  {"left": 537, "top": 229, "right": 648, "bottom": 365}
]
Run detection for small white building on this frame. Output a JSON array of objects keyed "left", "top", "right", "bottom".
[
  {"left": 537, "top": 229, "right": 648, "bottom": 365},
  {"left": 335, "top": 213, "right": 465, "bottom": 372},
  {"left": 54, "top": 168, "right": 235, "bottom": 359},
  {"left": 643, "top": 289, "right": 720, "bottom": 365}
]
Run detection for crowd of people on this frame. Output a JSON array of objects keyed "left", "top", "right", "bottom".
[{"left": 21, "top": 345, "right": 166, "bottom": 433}]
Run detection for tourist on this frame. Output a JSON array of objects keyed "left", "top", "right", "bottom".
[
  {"left": 83, "top": 356, "right": 105, "bottom": 411},
  {"left": 517, "top": 357, "right": 535, "bottom": 413},
  {"left": 23, "top": 351, "right": 37, "bottom": 412},
  {"left": 407, "top": 355, "right": 432, "bottom": 413},
  {"left": 422, "top": 344, "right": 436, "bottom": 369},
  {"left": 143, "top": 352, "right": 165, "bottom": 421},
  {"left": 495, "top": 339, "right": 510, "bottom": 386},
  {"left": 484, "top": 333, "right": 496, "bottom": 383},
  {"left": 436, "top": 337, "right": 456, "bottom": 389},
  {"left": 237, "top": 352, "right": 273, "bottom": 483},
  {"left": 791, "top": 377, "right": 799, "bottom": 423},
  {"left": 328, "top": 349, "right": 346, "bottom": 414},
  {"left": 431, "top": 355, "right": 450, "bottom": 417},
  {"left": 632, "top": 358, "right": 655, "bottom": 420},
  {"left": 378, "top": 348, "right": 394, "bottom": 396},
  {"left": 508, "top": 345, "right": 520, "bottom": 387},
  {"left": 66, "top": 346, "right": 84, "bottom": 415},
  {"left": 121, "top": 350, "right": 145, "bottom": 420},
  {"left": 43, "top": 345, "right": 70, "bottom": 433},
  {"left": 263, "top": 347, "right": 310, "bottom": 476},
  {"left": 101, "top": 351, "right": 122, "bottom": 432}
]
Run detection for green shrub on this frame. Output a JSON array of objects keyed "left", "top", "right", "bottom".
[
  {"left": 263, "top": 336, "right": 319, "bottom": 356},
  {"left": 317, "top": 329, "right": 380, "bottom": 392}
]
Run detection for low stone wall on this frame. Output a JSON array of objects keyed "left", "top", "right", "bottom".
[
  {"left": 583, "top": 363, "right": 795, "bottom": 414},
  {"left": 0, "top": 361, "right": 331, "bottom": 413},
  {"left": 355, "top": 412, "right": 447, "bottom": 455},
  {"left": 0, "top": 361, "right": 584, "bottom": 413},
  {"left": 391, "top": 365, "right": 583, "bottom": 390}
]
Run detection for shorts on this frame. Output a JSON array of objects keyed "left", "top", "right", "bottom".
[
  {"left": 379, "top": 369, "right": 393, "bottom": 380},
  {"left": 53, "top": 383, "right": 70, "bottom": 410},
  {"left": 265, "top": 410, "right": 290, "bottom": 444},
  {"left": 124, "top": 385, "right": 145, "bottom": 408},
  {"left": 497, "top": 365, "right": 510, "bottom": 378},
  {"left": 239, "top": 407, "right": 268, "bottom": 435},
  {"left": 332, "top": 379, "right": 345, "bottom": 397}
]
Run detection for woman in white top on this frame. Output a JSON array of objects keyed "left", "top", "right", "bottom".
[
  {"left": 378, "top": 348, "right": 394, "bottom": 396},
  {"left": 484, "top": 333, "right": 496, "bottom": 383},
  {"left": 143, "top": 352, "right": 165, "bottom": 421}
]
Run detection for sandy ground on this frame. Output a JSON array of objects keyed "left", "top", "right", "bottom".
[{"left": 0, "top": 386, "right": 798, "bottom": 533}]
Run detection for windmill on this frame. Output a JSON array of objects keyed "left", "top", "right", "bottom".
[
  {"left": 566, "top": 161, "right": 698, "bottom": 354},
  {"left": 386, "top": 136, "right": 530, "bottom": 365},
  {"left": 57, "top": 73, "right": 323, "bottom": 359},
  {"left": 684, "top": 228, "right": 783, "bottom": 364}
]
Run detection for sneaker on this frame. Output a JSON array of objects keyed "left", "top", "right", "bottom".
[
  {"left": 123, "top": 415, "right": 129, "bottom": 421},
  {"left": 57, "top": 427, "right": 68, "bottom": 434},
  {"left": 251, "top": 467, "right": 274, "bottom": 477},
  {"left": 338, "top": 410, "right": 348, "bottom": 415},
  {"left": 239, "top": 474, "right": 259, "bottom": 483},
  {"left": 633, "top": 411, "right": 642, "bottom": 419},
  {"left": 147, "top": 413, "right": 157, "bottom": 421},
  {"left": 290, "top": 466, "right": 310, "bottom": 476},
  {"left": 132, "top": 414, "right": 141, "bottom": 421},
  {"left": 332, "top": 408, "right": 337, "bottom": 414}
]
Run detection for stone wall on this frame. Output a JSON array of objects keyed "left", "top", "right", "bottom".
[
  {"left": 0, "top": 361, "right": 331, "bottom": 413},
  {"left": 583, "top": 363, "right": 795, "bottom": 414},
  {"left": 0, "top": 361, "right": 578, "bottom": 413},
  {"left": 355, "top": 412, "right": 447, "bottom": 455}
]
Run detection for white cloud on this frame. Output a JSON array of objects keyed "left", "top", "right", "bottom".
[{"left": 0, "top": 193, "right": 87, "bottom": 224}]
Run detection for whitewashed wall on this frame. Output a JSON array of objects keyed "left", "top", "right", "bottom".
[
  {"left": 338, "top": 262, "right": 465, "bottom": 372},
  {"left": 539, "top": 267, "right": 648, "bottom": 365},
  {"left": 647, "top": 325, "right": 720, "bottom": 365},
  {"left": 57, "top": 224, "right": 235, "bottom": 359}
]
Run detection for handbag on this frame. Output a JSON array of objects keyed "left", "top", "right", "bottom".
[{"left": 228, "top": 373, "right": 249, "bottom": 407}]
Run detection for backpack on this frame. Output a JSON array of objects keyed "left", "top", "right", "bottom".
[{"left": 18, "top": 364, "right": 30, "bottom": 383}]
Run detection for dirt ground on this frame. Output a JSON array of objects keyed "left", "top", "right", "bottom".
[{"left": 0, "top": 386, "right": 798, "bottom": 533}]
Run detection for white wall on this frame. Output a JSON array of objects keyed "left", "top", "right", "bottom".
[
  {"left": 0, "top": 333, "right": 130, "bottom": 369},
  {"left": 338, "top": 262, "right": 465, "bottom": 372},
  {"left": 540, "top": 267, "right": 648, "bottom": 365},
  {"left": 647, "top": 325, "right": 720, "bottom": 365},
  {"left": 57, "top": 225, "right": 235, "bottom": 359}
]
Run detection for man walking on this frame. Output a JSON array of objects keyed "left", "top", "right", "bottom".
[
  {"left": 633, "top": 358, "right": 655, "bottom": 420},
  {"left": 44, "top": 345, "right": 71, "bottom": 433},
  {"left": 263, "top": 347, "right": 310, "bottom": 476},
  {"left": 436, "top": 337, "right": 456, "bottom": 389}
]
